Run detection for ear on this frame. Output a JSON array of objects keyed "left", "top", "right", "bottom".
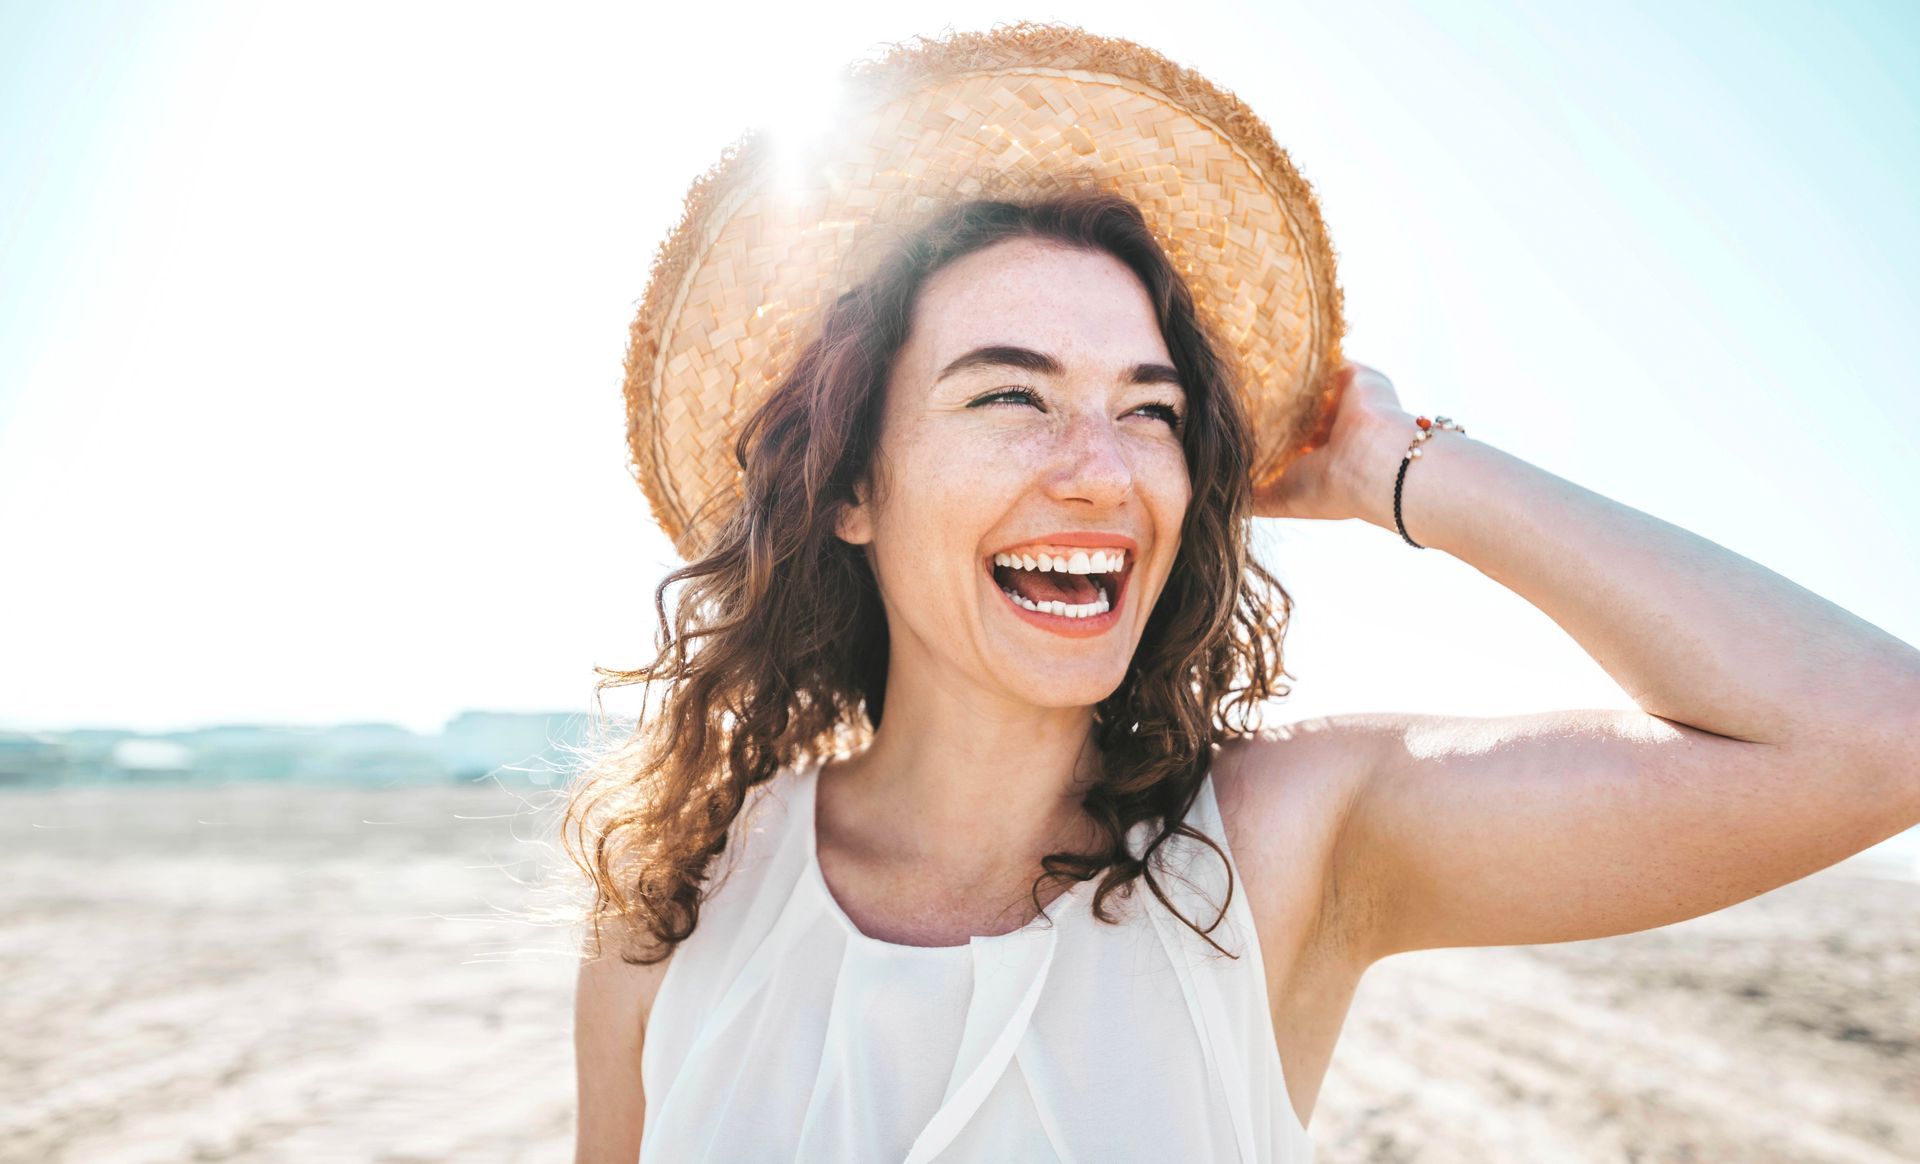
[{"left": 834, "top": 478, "right": 874, "bottom": 546}]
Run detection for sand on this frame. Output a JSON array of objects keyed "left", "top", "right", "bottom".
[{"left": 3, "top": 782, "right": 1914, "bottom": 1163}]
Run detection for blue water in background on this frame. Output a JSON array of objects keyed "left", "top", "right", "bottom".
[{"left": 0, "top": 712, "right": 601, "bottom": 791}]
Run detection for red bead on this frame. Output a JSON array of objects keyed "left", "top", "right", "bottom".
[{"left": 1416, "top": 416, "right": 1432, "bottom": 430}]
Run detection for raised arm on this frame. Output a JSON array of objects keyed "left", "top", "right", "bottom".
[{"left": 1249, "top": 363, "right": 1920, "bottom": 961}]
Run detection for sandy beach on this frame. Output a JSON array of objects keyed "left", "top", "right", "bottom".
[{"left": 4, "top": 781, "right": 1914, "bottom": 1163}]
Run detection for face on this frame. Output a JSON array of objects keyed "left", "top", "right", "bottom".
[{"left": 836, "top": 237, "right": 1192, "bottom": 710}]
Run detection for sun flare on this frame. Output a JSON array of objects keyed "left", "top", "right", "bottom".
[{"left": 751, "top": 66, "right": 857, "bottom": 197}]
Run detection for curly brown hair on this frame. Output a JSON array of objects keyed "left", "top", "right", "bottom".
[{"left": 562, "top": 184, "right": 1296, "bottom": 966}]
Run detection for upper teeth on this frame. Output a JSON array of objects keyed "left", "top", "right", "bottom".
[{"left": 991, "top": 549, "right": 1125, "bottom": 574}]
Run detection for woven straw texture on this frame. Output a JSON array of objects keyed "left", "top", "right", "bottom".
[{"left": 622, "top": 22, "right": 1347, "bottom": 561}]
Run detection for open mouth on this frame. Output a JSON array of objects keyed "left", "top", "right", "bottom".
[{"left": 985, "top": 550, "right": 1131, "bottom": 624}]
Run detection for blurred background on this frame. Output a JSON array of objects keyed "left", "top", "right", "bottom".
[{"left": 2, "top": 1, "right": 1914, "bottom": 1160}]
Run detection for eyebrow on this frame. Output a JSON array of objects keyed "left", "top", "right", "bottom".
[{"left": 932, "top": 344, "right": 1183, "bottom": 390}]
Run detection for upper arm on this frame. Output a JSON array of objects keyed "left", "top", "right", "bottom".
[
  {"left": 574, "top": 922, "right": 673, "bottom": 1164},
  {"left": 1321, "top": 708, "right": 1918, "bottom": 962},
  {"left": 1210, "top": 723, "right": 1381, "bottom": 975}
]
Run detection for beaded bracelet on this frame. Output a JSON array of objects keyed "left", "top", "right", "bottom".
[{"left": 1393, "top": 414, "right": 1466, "bottom": 549}]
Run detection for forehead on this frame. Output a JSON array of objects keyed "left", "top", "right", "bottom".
[{"left": 905, "top": 238, "right": 1171, "bottom": 373}]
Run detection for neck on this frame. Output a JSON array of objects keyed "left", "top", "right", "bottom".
[{"left": 826, "top": 667, "right": 1106, "bottom": 881}]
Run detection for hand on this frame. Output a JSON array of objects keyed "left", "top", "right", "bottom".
[{"left": 1251, "top": 360, "right": 1410, "bottom": 522}]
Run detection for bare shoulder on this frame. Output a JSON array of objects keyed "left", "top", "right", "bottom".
[
  {"left": 578, "top": 769, "right": 791, "bottom": 1025},
  {"left": 577, "top": 914, "right": 677, "bottom": 1027},
  {"left": 1209, "top": 718, "right": 1380, "bottom": 972}
]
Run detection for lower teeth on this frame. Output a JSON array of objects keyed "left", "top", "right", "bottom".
[{"left": 1000, "top": 583, "right": 1110, "bottom": 619}]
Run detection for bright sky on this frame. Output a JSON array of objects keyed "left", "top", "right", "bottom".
[{"left": 2, "top": 0, "right": 1915, "bottom": 784}]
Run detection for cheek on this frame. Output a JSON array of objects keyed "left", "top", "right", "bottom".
[
  {"left": 872, "top": 432, "right": 1017, "bottom": 552},
  {"left": 1140, "top": 441, "right": 1193, "bottom": 514},
  {"left": 912, "top": 423, "right": 1040, "bottom": 493}
]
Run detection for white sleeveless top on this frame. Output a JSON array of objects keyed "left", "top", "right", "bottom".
[{"left": 639, "top": 755, "right": 1316, "bottom": 1163}]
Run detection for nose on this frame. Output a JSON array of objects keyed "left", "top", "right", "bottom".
[{"left": 1044, "top": 409, "right": 1134, "bottom": 508}]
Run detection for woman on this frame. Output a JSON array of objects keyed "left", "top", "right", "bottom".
[{"left": 569, "top": 24, "right": 1920, "bottom": 1164}]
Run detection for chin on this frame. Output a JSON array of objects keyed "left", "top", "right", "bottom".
[{"left": 1004, "top": 664, "right": 1129, "bottom": 711}]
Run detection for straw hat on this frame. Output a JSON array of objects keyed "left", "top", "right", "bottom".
[{"left": 622, "top": 21, "right": 1347, "bottom": 561}]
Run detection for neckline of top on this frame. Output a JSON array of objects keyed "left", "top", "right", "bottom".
[{"left": 798, "top": 754, "right": 1099, "bottom": 956}]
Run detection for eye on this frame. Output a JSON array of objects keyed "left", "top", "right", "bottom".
[
  {"left": 969, "top": 387, "right": 1183, "bottom": 430},
  {"left": 1134, "top": 402, "right": 1185, "bottom": 430},
  {"left": 971, "top": 387, "right": 1045, "bottom": 410}
]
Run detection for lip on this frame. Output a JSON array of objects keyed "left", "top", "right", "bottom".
[
  {"left": 986, "top": 531, "right": 1140, "bottom": 559},
  {"left": 982, "top": 531, "right": 1137, "bottom": 639}
]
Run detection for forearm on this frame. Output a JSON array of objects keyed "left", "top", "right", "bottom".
[{"left": 1336, "top": 413, "right": 1920, "bottom": 753}]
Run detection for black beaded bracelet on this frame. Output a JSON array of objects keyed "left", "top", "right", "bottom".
[{"left": 1393, "top": 414, "right": 1466, "bottom": 549}]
